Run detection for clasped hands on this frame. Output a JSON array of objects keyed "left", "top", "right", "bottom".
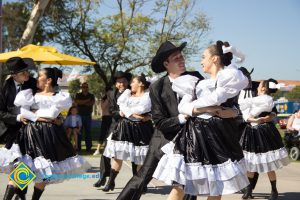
[
  {"left": 20, "top": 116, "right": 63, "bottom": 125},
  {"left": 120, "top": 112, "right": 151, "bottom": 122},
  {"left": 192, "top": 106, "right": 239, "bottom": 118}
]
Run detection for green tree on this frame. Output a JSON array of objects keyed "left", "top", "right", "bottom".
[
  {"left": 19, "top": 0, "right": 52, "bottom": 47},
  {"left": 2, "top": 1, "right": 50, "bottom": 51},
  {"left": 45, "top": 0, "right": 210, "bottom": 90},
  {"left": 86, "top": 72, "right": 106, "bottom": 99},
  {"left": 68, "top": 79, "right": 81, "bottom": 99},
  {"left": 286, "top": 85, "right": 300, "bottom": 100}
]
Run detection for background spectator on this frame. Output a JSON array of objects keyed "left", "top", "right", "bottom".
[{"left": 75, "top": 82, "right": 95, "bottom": 152}]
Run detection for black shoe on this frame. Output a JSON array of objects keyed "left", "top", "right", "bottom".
[
  {"left": 102, "top": 169, "right": 119, "bottom": 192},
  {"left": 93, "top": 177, "right": 106, "bottom": 188},
  {"left": 102, "top": 182, "right": 115, "bottom": 192},
  {"left": 142, "top": 186, "right": 147, "bottom": 194},
  {"left": 14, "top": 194, "right": 26, "bottom": 200},
  {"left": 268, "top": 190, "right": 278, "bottom": 200},
  {"left": 242, "top": 186, "right": 253, "bottom": 199},
  {"left": 86, "top": 149, "right": 93, "bottom": 153},
  {"left": 14, "top": 186, "right": 27, "bottom": 200},
  {"left": 3, "top": 185, "right": 16, "bottom": 200}
]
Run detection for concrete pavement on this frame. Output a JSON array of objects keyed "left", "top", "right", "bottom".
[{"left": 1, "top": 156, "right": 300, "bottom": 200}]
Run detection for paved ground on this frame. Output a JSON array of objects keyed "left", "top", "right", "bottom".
[{"left": 1, "top": 156, "right": 300, "bottom": 200}]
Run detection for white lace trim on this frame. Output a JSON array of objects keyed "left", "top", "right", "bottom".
[
  {"left": 103, "top": 140, "right": 149, "bottom": 165},
  {"left": 153, "top": 153, "right": 249, "bottom": 196},
  {"left": 0, "top": 144, "right": 91, "bottom": 184},
  {"left": 243, "top": 147, "right": 290, "bottom": 173},
  {"left": 0, "top": 144, "right": 23, "bottom": 173}
]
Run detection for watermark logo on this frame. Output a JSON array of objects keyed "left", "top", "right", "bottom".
[{"left": 8, "top": 162, "right": 36, "bottom": 190}]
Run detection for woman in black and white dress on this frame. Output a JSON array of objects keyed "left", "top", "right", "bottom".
[
  {"left": 103, "top": 74, "right": 153, "bottom": 192},
  {"left": 153, "top": 41, "right": 249, "bottom": 200},
  {"left": 0, "top": 68, "right": 90, "bottom": 200},
  {"left": 239, "top": 79, "right": 289, "bottom": 200}
]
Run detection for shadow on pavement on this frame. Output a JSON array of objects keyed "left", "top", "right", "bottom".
[
  {"left": 87, "top": 166, "right": 100, "bottom": 173},
  {"left": 252, "top": 192, "right": 300, "bottom": 200},
  {"left": 145, "top": 186, "right": 172, "bottom": 195},
  {"left": 280, "top": 192, "right": 300, "bottom": 200}
]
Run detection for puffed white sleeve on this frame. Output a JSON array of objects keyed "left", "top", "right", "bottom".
[
  {"left": 53, "top": 92, "right": 72, "bottom": 110},
  {"left": 239, "top": 97, "right": 253, "bottom": 112},
  {"left": 123, "top": 92, "right": 152, "bottom": 118},
  {"left": 248, "top": 95, "right": 274, "bottom": 117},
  {"left": 14, "top": 89, "right": 34, "bottom": 107},
  {"left": 172, "top": 75, "right": 199, "bottom": 97},
  {"left": 36, "top": 92, "right": 72, "bottom": 119},
  {"left": 117, "top": 89, "right": 131, "bottom": 106},
  {"left": 117, "top": 89, "right": 132, "bottom": 116},
  {"left": 14, "top": 89, "right": 39, "bottom": 122},
  {"left": 178, "top": 66, "right": 248, "bottom": 116}
]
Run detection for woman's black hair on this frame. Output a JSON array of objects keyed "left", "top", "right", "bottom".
[
  {"left": 261, "top": 78, "right": 278, "bottom": 94},
  {"left": 67, "top": 106, "right": 78, "bottom": 116},
  {"left": 239, "top": 67, "right": 254, "bottom": 89},
  {"left": 42, "top": 67, "right": 63, "bottom": 87},
  {"left": 208, "top": 40, "right": 233, "bottom": 66},
  {"left": 134, "top": 73, "right": 150, "bottom": 89}
]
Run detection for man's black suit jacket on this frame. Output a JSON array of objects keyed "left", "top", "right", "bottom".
[
  {"left": 149, "top": 71, "right": 204, "bottom": 141},
  {"left": 0, "top": 77, "right": 37, "bottom": 144}
]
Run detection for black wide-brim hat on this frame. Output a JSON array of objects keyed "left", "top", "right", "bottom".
[
  {"left": 151, "top": 41, "right": 187, "bottom": 73},
  {"left": 113, "top": 71, "right": 132, "bottom": 83},
  {"left": 5, "top": 57, "right": 35, "bottom": 74}
]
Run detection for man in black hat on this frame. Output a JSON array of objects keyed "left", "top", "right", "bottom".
[
  {"left": 115, "top": 41, "right": 204, "bottom": 200},
  {"left": 0, "top": 57, "right": 37, "bottom": 200},
  {"left": 93, "top": 71, "right": 139, "bottom": 188}
]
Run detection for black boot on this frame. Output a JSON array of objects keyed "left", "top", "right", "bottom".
[
  {"left": 252, "top": 172, "right": 259, "bottom": 190},
  {"left": 93, "top": 177, "right": 107, "bottom": 188},
  {"left": 3, "top": 185, "right": 16, "bottom": 200},
  {"left": 268, "top": 180, "right": 278, "bottom": 200},
  {"left": 31, "top": 187, "right": 44, "bottom": 200},
  {"left": 142, "top": 185, "right": 147, "bottom": 194},
  {"left": 102, "top": 169, "right": 119, "bottom": 192},
  {"left": 131, "top": 162, "right": 137, "bottom": 176},
  {"left": 242, "top": 177, "right": 254, "bottom": 199},
  {"left": 183, "top": 194, "right": 197, "bottom": 200},
  {"left": 14, "top": 186, "right": 27, "bottom": 200}
]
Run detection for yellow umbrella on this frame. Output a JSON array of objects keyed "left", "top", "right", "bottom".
[{"left": 0, "top": 44, "right": 96, "bottom": 65}]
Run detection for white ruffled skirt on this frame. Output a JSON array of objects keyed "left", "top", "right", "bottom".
[
  {"left": 240, "top": 122, "right": 290, "bottom": 173},
  {"left": 153, "top": 116, "right": 250, "bottom": 196},
  {"left": 153, "top": 144, "right": 249, "bottom": 196},
  {"left": 0, "top": 144, "right": 90, "bottom": 184},
  {"left": 103, "top": 118, "right": 154, "bottom": 165}
]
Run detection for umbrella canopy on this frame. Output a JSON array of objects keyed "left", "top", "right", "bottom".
[{"left": 0, "top": 44, "right": 96, "bottom": 65}]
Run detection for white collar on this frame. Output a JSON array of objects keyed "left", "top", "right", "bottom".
[
  {"left": 168, "top": 76, "right": 175, "bottom": 83},
  {"left": 13, "top": 80, "right": 22, "bottom": 87}
]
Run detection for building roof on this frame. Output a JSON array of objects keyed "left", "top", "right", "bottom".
[
  {"left": 58, "top": 73, "right": 88, "bottom": 87},
  {"left": 277, "top": 80, "right": 300, "bottom": 86}
]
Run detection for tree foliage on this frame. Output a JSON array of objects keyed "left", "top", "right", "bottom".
[
  {"left": 68, "top": 79, "right": 81, "bottom": 99},
  {"left": 271, "top": 86, "right": 300, "bottom": 100},
  {"left": 44, "top": 0, "right": 210, "bottom": 91},
  {"left": 86, "top": 72, "right": 106, "bottom": 99},
  {"left": 2, "top": 1, "right": 50, "bottom": 51},
  {"left": 286, "top": 85, "right": 300, "bottom": 100}
]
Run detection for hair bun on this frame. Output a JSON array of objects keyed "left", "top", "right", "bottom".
[
  {"left": 215, "top": 40, "right": 233, "bottom": 66},
  {"left": 53, "top": 67, "right": 63, "bottom": 79}
]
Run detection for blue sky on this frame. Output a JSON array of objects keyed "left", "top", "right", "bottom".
[
  {"left": 195, "top": 0, "right": 300, "bottom": 81},
  {"left": 3, "top": 0, "right": 300, "bottom": 81}
]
